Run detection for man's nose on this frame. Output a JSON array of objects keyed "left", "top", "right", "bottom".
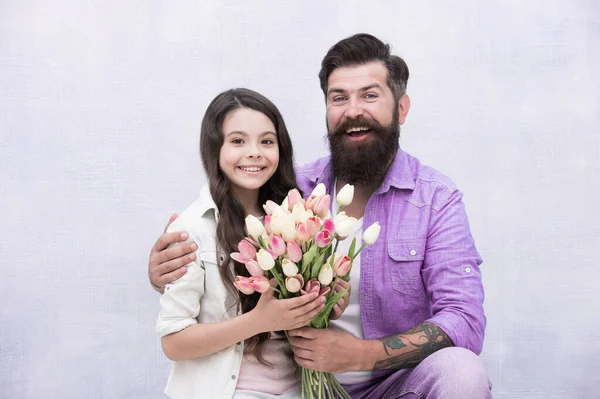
[{"left": 344, "top": 100, "right": 364, "bottom": 119}]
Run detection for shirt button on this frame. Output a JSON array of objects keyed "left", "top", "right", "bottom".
[
  {"left": 231, "top": 375, "right": 237, "bottom": 380},
  {"left": 236, "top": 342, "right": 241, "bottom": 346},
  {"left": 465, "top": 267, "right": 472, "bottom": 273},
  {"left": 410, "top": 249, "right": 417, "bottom": 256},
  {"left": 220, "top": 255, "right": 225, "bottom": 262}
]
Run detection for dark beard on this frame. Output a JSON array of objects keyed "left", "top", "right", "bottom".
[{"left": 327, "top": 111, "right": 400, "bottom": 187}]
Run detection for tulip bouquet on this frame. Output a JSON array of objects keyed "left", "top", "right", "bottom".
[{"left": 231, "top": 183, "right": 381, "bottom": 399}]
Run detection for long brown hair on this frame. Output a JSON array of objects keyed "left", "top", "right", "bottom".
[{"left": 199, "top": 88, "right": 299, "bottom": 365}]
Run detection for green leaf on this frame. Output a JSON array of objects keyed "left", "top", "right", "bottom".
[
  {"left": 309, "top": 288, "right": 347, "bottom": 328},
  {"left": 269, "top": 269, "right": 288, "bottom": 297},
  {"left": 348, "top": 237, "right": 357, "bottom": 260},
  {"left": 301, "top": 245, "right": 318, "bottom": 272},
  {"left": 258, "top": 235, "right": 267, "bottom": 249}
]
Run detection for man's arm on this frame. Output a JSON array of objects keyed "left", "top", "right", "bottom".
[
  {"left": 288, "top": 322, "right": 453, "bottom": 373},
  {"left": 289, "top": 188, "right": 484, "bottom": 373},
  {"left": 148, "top": 214, "right": 197, "bottom": 293},
  {"left": 372, "top": 322, "right": 453, "bottom": 370}
]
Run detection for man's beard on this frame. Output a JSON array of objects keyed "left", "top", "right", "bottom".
[{"left": 327, "top": 110, "right": 400, "bottom": 187}]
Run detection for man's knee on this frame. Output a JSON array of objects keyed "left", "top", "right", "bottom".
[{"left": 419, "top": 347, "right": 491, "bottom": 397}]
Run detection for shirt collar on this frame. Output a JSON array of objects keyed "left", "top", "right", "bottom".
[
  {"left": 376, "top": 147, "right": 416, "bottom": 194},
  {"left": 197, "top": 184, "right": 220, "bottom": 220}
]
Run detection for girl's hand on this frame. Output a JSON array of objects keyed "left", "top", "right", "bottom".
[
  {"left": 330, "top": 278, "right": 351, "bottom": 320},
  {"left": 251, "top": 280, "right": 326, "bottom": 332}
]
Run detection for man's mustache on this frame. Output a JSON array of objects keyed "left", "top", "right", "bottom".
[{"left": 331, "top": 117, "right": 384, "bottom": 136}]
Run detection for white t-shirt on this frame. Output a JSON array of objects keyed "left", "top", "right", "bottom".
[{"left": 329, "top": 183, "right": 373, "bottom": 385}]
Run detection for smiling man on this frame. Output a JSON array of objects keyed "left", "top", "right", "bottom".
[{"left": 149, "top": 34, "right": 492, "bottom": 398}]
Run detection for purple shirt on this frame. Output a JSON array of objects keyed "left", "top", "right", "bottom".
[{"left": 295, "top": 148, "right": 486, "bottom": 354}]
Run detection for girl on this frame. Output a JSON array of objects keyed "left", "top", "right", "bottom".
[{"left": 156, "top": 88, "right": 325, "bottom": 399}]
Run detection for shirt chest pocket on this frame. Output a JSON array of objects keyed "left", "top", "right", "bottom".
[
  {"left": 388, "top": 238, "right": 426, "bottom": 298},
  {"left": 200, "top": 250, "right": 230, "bottom": 300}
]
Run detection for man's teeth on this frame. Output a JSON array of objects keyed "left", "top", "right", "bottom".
[
  {"left": 346, "top": 127, "right": 370, "bottom": 134},
  {"left": 240, "top": 167, "right": 263, "bottom": 172}
]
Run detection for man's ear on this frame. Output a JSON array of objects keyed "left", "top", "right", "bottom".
[{"left": 397, "top": 94, "right": 411, "bottom": 125}]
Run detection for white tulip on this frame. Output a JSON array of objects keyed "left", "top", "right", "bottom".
[
  {"left": 362, "top": 222, "right": 381, "bottom": 245},
  {"left": 285, "top": 275, "right": 304, "bottom": 293},
  {"left": 311, "top": 183, "right": 326, "bottom": 197},
  {"left": 317, "top": 263, "right": 334, "bottom": 286},
  {"left": 336, "top": 184, "right": 354, "bottom": 207},
  {"left": 256, "top": 249, "right": 275, "bottom": 271},
  {"left": 282, "top": 224, "right": 297, "bottom": 242},
  {"left": 291, "top": 203, "right": 307, "bottom": 223},
  {"left": 269, "top": 214, "right": 284, "bottom": 235},
  {"left": 245, "top": 215, "right": 266, "bottom": 240},
  {"left": 335, "top": 215, "right": 358, "bottom": 239},
  {"left": 282, "top": 259, "right": 299, "bottom": 277},
  {"left": 281, "top": 196, "right": 289, "bottom": 212}
]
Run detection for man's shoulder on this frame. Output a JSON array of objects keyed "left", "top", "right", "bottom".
[
  {"left": 295, "top": 156, "right": 331, "bottom": 177},
  {"left": 295, "top": 156, "right": 331, "bottom": 195},
  {"left": 402, "top": 151, "right": 461, "bottom": 209}
]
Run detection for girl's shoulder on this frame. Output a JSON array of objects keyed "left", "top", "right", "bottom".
[{"left": 167, "top": 187, "right": 218, "bottom": 242}]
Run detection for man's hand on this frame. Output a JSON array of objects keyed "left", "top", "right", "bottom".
[
  {"left": 287, "top": 326, "right": 367, "bottom": 373},
  {"left": 148, "top": 214, "right": 197, "bottom": 293},
  {"left": 330, "top": 278, "right": 351, "bottom": 320}
]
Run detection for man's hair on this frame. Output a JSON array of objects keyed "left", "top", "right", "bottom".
[{"left": 318, "top": 33, "right": 410, "bottom": 102}]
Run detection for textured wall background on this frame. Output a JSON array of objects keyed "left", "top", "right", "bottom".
[{"left": 1, "top": 1, "right": 598, "bottom": 398}]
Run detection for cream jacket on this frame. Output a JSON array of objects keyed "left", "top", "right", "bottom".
[{"left": 156, "top": 185, "right": 244, "bottom": 399}]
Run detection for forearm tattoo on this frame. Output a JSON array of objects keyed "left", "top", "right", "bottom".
[{"left": 373, "top": 322, "right": 454, "bottom": 370}]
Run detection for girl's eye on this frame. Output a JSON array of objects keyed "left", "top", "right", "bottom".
[
  {"left": 262, "top": 139, "right": 275, "bottom": 145},
  {"left": 231, "top": 138, "right": 243, "bottom": 144}
]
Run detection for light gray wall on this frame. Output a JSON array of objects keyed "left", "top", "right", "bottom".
[{"left": 1, "top": 1, "right": 598, "bottom": 398}]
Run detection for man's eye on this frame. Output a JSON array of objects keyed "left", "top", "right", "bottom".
[
  {"left": 365, "top": 93, "right": 377, "bottom": 99},
  {"left": 332, "top": 96, "right": 346, "bottom": 103}
]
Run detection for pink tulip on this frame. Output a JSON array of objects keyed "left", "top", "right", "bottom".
[
  {"left": 264, "top": 215, "right": 272, "bottom": 235},
  {"left": 286, "top": 241, "right": 302, "bottom": 263},
  {"left": 333, "top": 255, "right": 351, "bottom": 276},
  {"left": 239, "top": 240, "right": 257, "bottom": 259},
  {"left": 234, "top": 276, "right": 255, "bottom": 295},
  {"left": 288, "top": 189, "right": 302, "bottom": 211},
  {"left": 265, "top": 248, "right": 279, "bottom": 259},
  {"left": 245, "top": 236, "right": 260, "bottom": 247},
  {"left": 230, "top": 239, "right": 257, "bottom": 264},
  {"left": 285, "top": 274, "right": 304, "bottom": 293},
  {"left": 313, "top": 195, "right": 331, "bottom": 218},
  {"left": 269, "top": 234, "right": 286, "bottom": 257},
  {"left": 245, "top": 259, "right": 264, "bottom": 276},
  {"left": 296, "top": 222, "right": 310, "bottom": 242},
  {"left": 230, "top": 252, "right": 246, "bottom": 264},
  {"left": 263, "top": 200, "right": 278, "bottom": 215},
  {"left": 301, "top": 278, "right": 331, "bottom": 296},
  {"left": 249, "top": 276, "right": 271, "bottom": 293},
  {"left": 306, "top": 216, "right": 321, "bottom": 237},
  {"left": 323, "top": 218, "right": 335, "bottom": 234},
  {"left": 314, "top": 230, "right": 331, "bottom": 248},
  {"left": 305, "top": 194, "right": 317, "bottom": 212}
]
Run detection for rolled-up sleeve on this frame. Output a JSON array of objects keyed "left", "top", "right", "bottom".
[
  {"left": 156, "top": 224, "right": 205, "bottom": 338},
  {"left": 422, "top": 189, "right": 486, "bottom": 354}
]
